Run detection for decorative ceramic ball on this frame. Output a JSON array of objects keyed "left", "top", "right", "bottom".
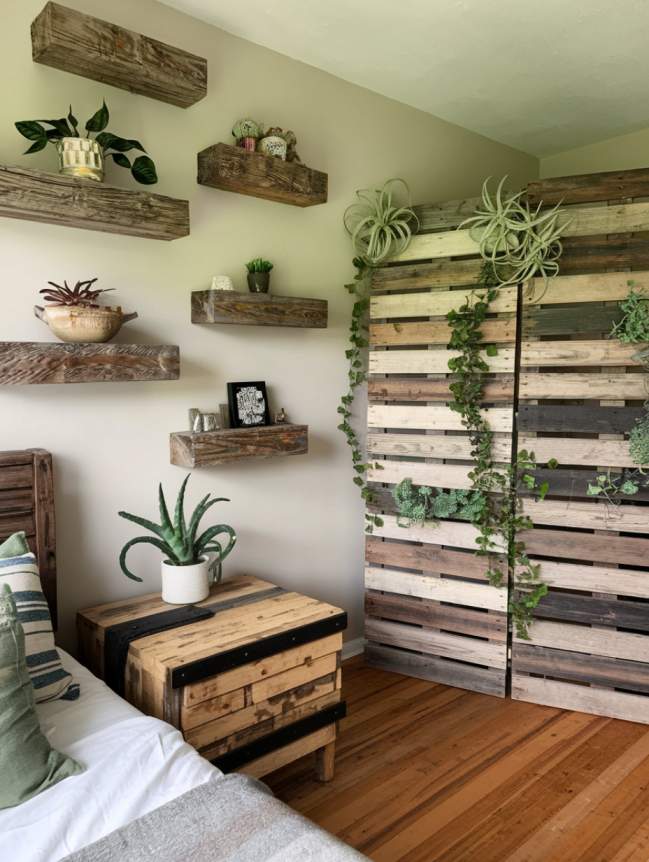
[
  {"left": 259, "top": 135, "right": 288, "bottom": 160},
  {"left": 210, "top": 275, "right": 236, "bottom": 291}
]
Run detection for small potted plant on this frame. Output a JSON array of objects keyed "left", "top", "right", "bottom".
[
  {"left": 245, "top": 258, "right": 273, "bottom": 293},
  {"left": 118, "top": 475, "right": 236, "bottom": 605},
  {"left": 34, "top": 278, "right": 138, "bottom": 343},
  {"left": 232, "top": 118, "right": 262, "bottom": 153},
  {"left": 15, "top": 101, "right": 157, "bottom": 185}
]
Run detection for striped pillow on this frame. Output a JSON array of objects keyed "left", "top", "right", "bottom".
[{"left": 0, "top": 552, "right": 79, "bottom": 703}]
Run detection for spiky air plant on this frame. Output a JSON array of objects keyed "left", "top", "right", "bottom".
[
  {"left": 39, "top": 278, "right": 113, "bottom": 307},
  {"left": 460, "top": 176, "right": 569, "bottom": 286},
  {"left": 118, "top": 475, "right": 237, "bottom": 582},
  {"left": 343, "top": 178, "right": 418, "bottom": 266}
]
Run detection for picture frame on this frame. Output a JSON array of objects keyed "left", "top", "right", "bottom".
[{"left": 227, "top": 381, "right": 271, "bottom": 428}]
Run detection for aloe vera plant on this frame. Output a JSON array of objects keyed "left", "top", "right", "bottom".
[{"left": 118, "top": 476, "right": 236, "bottom": 582}]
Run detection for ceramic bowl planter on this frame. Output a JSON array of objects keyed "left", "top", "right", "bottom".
[
  {"left": 259, "top": 135, "right": 287, "bottom": 160},
  {"left": 247, "top": 271, "right": 271, "bottom": 293},
  {"left": 160, "top": 555, "right": 222, "bottom": 605},
  {"left": 56, "top": 137, "right": 104, "bottom": 182},
  {"left": 34, "top": 304, "right": 138, "bottom": 343}
]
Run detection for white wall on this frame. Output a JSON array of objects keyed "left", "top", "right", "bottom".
[{"left": 1, "top": 0, "right": 537, "bottom": 650}]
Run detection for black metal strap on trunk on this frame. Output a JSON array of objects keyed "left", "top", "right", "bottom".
[
  {"left": 103, "top": 605, "right": 214, "bottom": 696},
  {"left": 211, "top": 701, "right": 347, "bottom": 773}
]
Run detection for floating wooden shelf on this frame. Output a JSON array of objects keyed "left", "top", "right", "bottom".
[
  {"left": 0, "top": 343, "right": 180, "bottom": 385},
  {"left": 191, "top": 290, "right": 328, "bottom": 328},
  {"left": 170, "top": 424, "right": 308, "bottom": 467},
  {"left": 0, "top": 165, "right": 189, "bottom": 241},
  {"left": 197, "top": 143, "right": 327, "bottom": 207},
  {"left": 31, "top": 2, "right": 207, "bottom": 108}
]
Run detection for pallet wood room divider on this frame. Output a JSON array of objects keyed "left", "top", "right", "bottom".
[{"left": 364, "top": 168, "right": 649, "bottom": 717}]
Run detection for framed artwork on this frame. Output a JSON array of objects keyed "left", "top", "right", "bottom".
[{"left": 227, "top": 381, "right": 271, "bottom": 428}]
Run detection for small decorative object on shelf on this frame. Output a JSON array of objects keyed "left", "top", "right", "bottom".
[
  {"left": 245, "top": 258, "right": 273, "bottom": 293},
  {"left": 274, "top": 407, "right": 287, "bottom": 424},
  {"left": 118, "top": 474, "right": 236, "bottom": 604},
  {"left": 260, "top": 127, "right": 301, "bottom": 162},
  {"left": 15, "top": 100, "right": 157, "bottom": 185},
  {"left": 209, "top": 275, "right": 236, "bottom": 292},
  {"left": 34, "top": 278, "right": 137, "bottom": 343},
  {"left": 258, "top": 133, "right": 287, "bottom": 161},
  {"left": 189, "top": 408, "right": 221, "bottom": 433},
  {"left": 231, "top": 118, "right": 262, "bottom": 152},
  {"left": 227, "top": 381, "right": 270, "bottom": 428},
  {"left": 219, "top": 403, "right": 230, "bottom": 430}
]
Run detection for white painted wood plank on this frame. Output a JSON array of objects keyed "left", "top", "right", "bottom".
[
  {"left": 374, "top": 514, "right": 507, "bottom": 553},
  {"left": 365, "top": 566, "right": 507, "bottom": 611},
  {"left": 515, "top": 620, "right": 649, "bottom": 663},
  {"left": 367, "top": 460, "right": 475, "bottom": 490},
  {"left": 367, "top": 432, "right": 512, "bottom": 460},
  {"left": 371, "top": 285, "right": 516, "bottom": 320},
  {"left": 367, "top": 404, "right": 513, "bottom": 432},
  {"left": 518, "top": 435, "right": 636, "bottom": 468},
  {"left": 522, "top": 498, "right": 649, "bottom": 534},
  {"left": 521, "top": 340, "right": 644, "bottom": 368},
  {"left": 522, "top": 559, "right": 649, "bottom": 600},
  {"left": 369, "top": 347, "right": 514, "bottom": 374},
  {"left": 519, "top": 373, "right": 649, "bottom": 400}
]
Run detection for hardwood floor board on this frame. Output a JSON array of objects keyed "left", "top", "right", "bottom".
[{"left": 265, "top": 657, "right": 649, "bottom": 861}]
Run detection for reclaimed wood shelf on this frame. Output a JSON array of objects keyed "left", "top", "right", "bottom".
[
  {"left": 170, "top": 424, "right": 308, "bottom": 467},
  {"left": 0, "top": 165, "right": 189, "bottom": 240},
  {"left": 31, "top": 2, "right": 207, "bottom": 107},
  {"left": 0, "top": 343, "right": 180, "bottom": 385},
  {"left": 197, "top": 143, "right": 327, "bottom": 207},
  {"left": 191, "top": 290, "right": 328, "bottom": 328}
]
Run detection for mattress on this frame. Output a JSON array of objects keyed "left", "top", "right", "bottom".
[{"left": 0, "top": 649, "right": 219, "bottom": 862}]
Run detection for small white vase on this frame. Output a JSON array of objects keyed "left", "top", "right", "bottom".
[{"left": 161, "top": 556, "right": 216, "bottom": 604}]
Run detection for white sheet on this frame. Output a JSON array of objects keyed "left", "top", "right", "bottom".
[{"left": 0, "top": 650, "right": 219, "bottom": 862}]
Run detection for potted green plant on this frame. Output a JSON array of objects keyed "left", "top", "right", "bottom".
[
  {"left": 34, "top": 278, "right": 138, "bottom": 343},
  {"left": 15, "top": 101, "right": 157, "bottom": 185},
  {"left": 118, "top": 476, "right": 236, "bottom": 605},
  {"left": 232, "top": 118, "right": 262, "bottom": 152},
  {"left": 245, "top": 258, "right": 273, "bottom": 293}
]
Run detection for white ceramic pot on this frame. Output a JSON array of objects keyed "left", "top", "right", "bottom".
[
  {"left": 161, "top": 556, "right": 218, "bottom": 605},
  {"left": 259, "top": 135, "right": 287, "bottom": 160},
  {"left": 34, "top": 304, "right": 138, "bottom": 343}
]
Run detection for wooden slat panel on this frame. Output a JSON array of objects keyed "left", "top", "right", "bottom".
[
  {"left": 518, "top": 435, "right": 636, "bottom": 467},
  {"left": 519, "top": 373, "right": 649, "bottom": 400},
  {"left": 239, "top": 724, "right": 336, "bottom": 780},
  {"left": 524, "top": 559, "right": 649, "bottom": 599},
  {"left": 526, "top": 168, "right": 649, "bottom": 206},
  {"left": 522, "top": 467, "right": 649, "bottom": 501},
  {"left": 181, "top": 688, "right": 245, "bottom": 731},
  {"left": 366, "top": 618, "right": 507, "bottom": 668},
  {"left": 514, "top": 643, "right": 649, "bottom": 693},
  {"left": 367, "top": 376, "right": 515, "bottom": 403},
  {"left": 521, "top": 527, "right": 649, "bottom": 567},
  {"left": 370, "top": 258, "right": 483, "bottom": 293},
  {"left": 364, "top": 566, "right": 507, "bottom": 611},
  {"left": 389, "top": 229, "right": 478, "bottom": 262},
  {"left": 250, "top": 653, "right": 337, "bottom": 703},
  {"left": 370, "top": 317, "right": 515, "bottom": 347},
  {"left": 367, "top": 432, "right": 512, "bottom": 461},
  {"left": 369, "top": 347, "right": 514, "bottom": 375},
  {"left": 367, "top": 460, "right": 475, "bottom": 490},
  {"left": 367, "top": 404, "right": 513, "bottom": 432},
  {"left": 523, "top": 272, "right": 644, "bottom": 307},
  {"left": 375, "top": 514, "right": 506, "bottom": 553},
  {"left": 364, "top": 590, "right": 507, "bottom": 640},
  {"left": 523, "top": 305, "right": 621, "bottom": 338},
  {"left": 0, "top": 512, "right": 35, "bottom": 536},
  {"left": 365, "top": 643, "right": 506, "bottom": 696},
  {"left": 534, "top": 591, "right": 649, "bottom": 632},
  {"left": 511, "top": 675, "right": 649, "bottom": 724},
  {"left": 518, "top": 404, "right": 644, "bottom": 434},
  {"left": 514, "top": 620, "right": 649, "bottom": 663},
  {"left": 522, "top": 498, "right": 649, "bottom": 534},
  {"left": 370, "top": 285, "right": 516, "bottom": 319},
  {"left": 411, "top": 196, "right": 481, "bottom": 232},
  {"left": 365, "top": 536, "right": 495, "bottom": 581},
  {"left": 558, "top": 233, "right": 649, "bottom": 274},
  {"left": 521, "top": 340, "right": 644, "bottom": 368}
]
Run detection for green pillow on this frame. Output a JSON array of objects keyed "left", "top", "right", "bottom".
[
  {"left": 0, "top": 584, "right": 83, "bottom": 809},
  {"left": 0, "top": 530, "right": 29, "bottom": 558}
]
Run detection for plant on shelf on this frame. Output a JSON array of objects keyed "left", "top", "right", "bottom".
[
  {"left": 232, "top": 118, "right": 262, "bottom": 152},
  {"left": 460, "top": 176, "right": 569, "bottom": 286},
  {"left": 393, "top": 479, "right": 487, "bottom": 527},
  {"left": 118, "top": 475, "right": 236, "bottom": 605},
  {"left": 340, "top": 179, "right": 418, "bottom": 532},
  {"left": 245, "top": 258, "right": 274, "bottom": 293},
  {"left": 33, "top": 278, "right": 137, "bottom": 344},
  {"left": 15, "top": 100, "right": 157, "bottom": 185}
]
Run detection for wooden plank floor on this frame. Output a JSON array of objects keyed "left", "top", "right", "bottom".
[{"left": 265, "top": 655, "right": 649, "bottom": 861}]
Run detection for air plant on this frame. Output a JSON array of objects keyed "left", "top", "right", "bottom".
[
  {"left": 343, "top": 178, "right": 418, "bottom": 266},
  {"left": 460, "top": 176, "right": 569, "bottom": 286},
  {"left": 39, "top": 278, "right": 113, "bottom": 307},
  {"left": 118, "top": 475, "right": 237, "bottom": 582}
]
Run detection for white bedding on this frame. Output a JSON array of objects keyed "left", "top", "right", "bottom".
[{"left": 0, "top": 650, "right": 219, "bottom": 862}]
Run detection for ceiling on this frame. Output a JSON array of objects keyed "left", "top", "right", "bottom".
[{"left": 161, "top": 0, "right": 649, "bottom": 157}]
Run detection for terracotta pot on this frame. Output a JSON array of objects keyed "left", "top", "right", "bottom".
[
  {"left": 160, "top": 555, "right": 222, "bottom": 605},
  {"left": 34, "top": 304, "right": 138, "bottom": 343}
]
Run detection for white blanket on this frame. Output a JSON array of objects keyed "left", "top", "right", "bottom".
[{"left": 0, "top": 650, "right": 218, "bottom": 862}]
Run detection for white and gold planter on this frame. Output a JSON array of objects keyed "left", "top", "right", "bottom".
[
  {"left": 56, "top": 137, "right": 104, "bottom": 182},
  {"left": 34, "top": 304, "right": 138, "bottom": 343}
]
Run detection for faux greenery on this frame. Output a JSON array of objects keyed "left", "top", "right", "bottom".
[
  {"left": 339, "top": 180, "right": 418, "bottom": 532},
  {"left": 393, "top": 480, "right": 487, "bottom": 527},
  {"left": 15, "top": 101, "right": 157, "bottom": 185},
  {"left": 245, "top": 258, "right": 274, "bottom": 273},
  {"left": 39, "top": 278, "right": 112, "bottom": 307},
  {"left": 610, "top": 282, "right": 649, "bottom": 354},
  {"left": 460, "top": 177, "right": 568, "bottom": 286},
  {"left": 586, "top": 469, "right": 648, "bottom": 503},
  {"left": 629, "top": 413, "right": 649, "bottom": 467},
  {"left": 118, "top": 475, "right": 236, "bottom": 582},
  {"left": 232, "top": 118, "right": 262, "bottom": 140}
]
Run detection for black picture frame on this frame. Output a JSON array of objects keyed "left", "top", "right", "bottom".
[{"left": 227, "top": 381, "right": 271, "bottom": 429}]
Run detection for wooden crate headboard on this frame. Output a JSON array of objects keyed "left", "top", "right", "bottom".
[{"left": 0, "top": 449, "right": 57, "bottom": 627}]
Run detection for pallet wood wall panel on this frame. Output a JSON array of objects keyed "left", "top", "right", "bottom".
[
  {"left": 511, "top": 167, "right": 649, "bottom": 724},
  {"left": 364, "top": 234, "right": 515, "bottom": 697}
]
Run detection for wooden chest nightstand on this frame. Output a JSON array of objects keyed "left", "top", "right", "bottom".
[{"left": 77, "top": 575, "right": 347, "bottom": 780}]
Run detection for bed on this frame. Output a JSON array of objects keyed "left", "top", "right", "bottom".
[{"left": 0, "top": 450, "right": 366, "bottom": 862}]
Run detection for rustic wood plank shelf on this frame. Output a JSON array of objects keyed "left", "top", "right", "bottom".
[
  {"left": 0, "top": 343, "right": 180, "bottom": 385},
  {"left": 31, "top": 2, "right": 207, "bottom": 108},
  {"left": 197, "top": 143, "right": 327, "bottom": 207},
  {"left": 170, "top": 424, "right": 308, "bottom": 467},
  {"left": 191, "top": 290, "right": 328, "bottom": 328},
  {"left": 0, "top": 165, "right": 189, "bottom": 240}
]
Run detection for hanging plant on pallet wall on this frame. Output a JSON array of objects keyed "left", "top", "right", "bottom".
[
  {"left": 393, "top": 177, "right": 568, "bottom": 638},
  {"left": 339, "top": 179, "right": 418, "bottom": 532}
]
